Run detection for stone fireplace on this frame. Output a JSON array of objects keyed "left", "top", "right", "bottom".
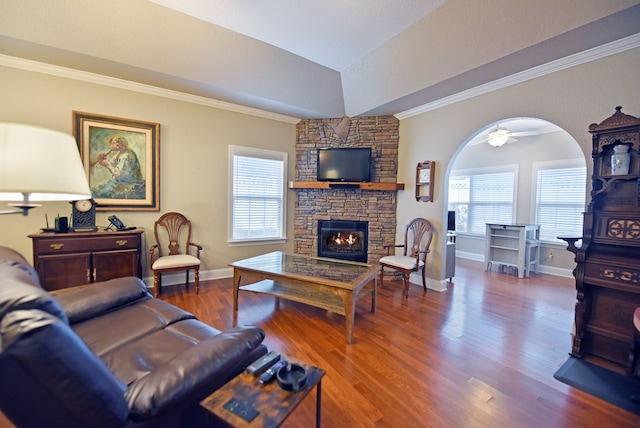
[
  {"left": 318, "top": 220, "right": 368, "bottom": 262},
  {"left": 292, "top": 116, "right": 400, "bottom": 263}
]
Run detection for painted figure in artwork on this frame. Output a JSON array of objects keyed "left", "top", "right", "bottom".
[{"left": 91, "top": 135, "right": 145, "bottom": 199}]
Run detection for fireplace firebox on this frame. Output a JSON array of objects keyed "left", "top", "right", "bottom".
[{"left": 318, "top": 220, "right": 368, "bottom": 263}]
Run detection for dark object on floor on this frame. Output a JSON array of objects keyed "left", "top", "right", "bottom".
[{"left": 554, "top": 357, "right": 640, "bottom": 416}]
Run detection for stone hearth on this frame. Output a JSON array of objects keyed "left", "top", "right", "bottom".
[{"left": 292, "top": 116, "right": 400, "bottom": 263}]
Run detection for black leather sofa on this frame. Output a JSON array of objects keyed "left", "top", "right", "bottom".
[{"left": 0, "top": 246, "right": 267, "bottom": 427}]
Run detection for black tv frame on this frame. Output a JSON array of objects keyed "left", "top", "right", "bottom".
[{"left": 317, "top": 147, "right": 372, "bottom": 182}]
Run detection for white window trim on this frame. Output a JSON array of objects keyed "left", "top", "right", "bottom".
[
  {"left": 228, "top": 145, "right": 288, "bottom": 245},
  {"left": 450, "top": 164, "right": 518, "bottom": 236},
  {"left": 531, "top": 158, "right": 587, "bottom": 244}
]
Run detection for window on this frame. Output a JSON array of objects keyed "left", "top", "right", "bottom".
[
  {"left": 533, "top": 159, "right": 586, "bottom": 243},
  {"left": 448, "top": 166, "right": 517, "bottom": 234},
  {"left": 229, "top": 145, "right": 287, "bottom": 243}
]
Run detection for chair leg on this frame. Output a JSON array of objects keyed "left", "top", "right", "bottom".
[
  {"left": 154, "top": 272, "right": 160, "bottom": 298},
  {"left": 379, "top": 266, "right": 384, "bottom": 289},
  {"left": 185, "top": 270, "right": 189, "bottom": 290},
  {"left": 402, "top": 273, "right": 409, "bottom": 298},
  {"left": 422, "top": 267, "right": 427, "bottom": 292},
  {"left": 195, "top": 268, "right": 200, "bottom": 294}
]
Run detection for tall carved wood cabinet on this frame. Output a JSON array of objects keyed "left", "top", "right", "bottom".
[{"left": 563, "top": 107, "right": 640, "bottom": 373}]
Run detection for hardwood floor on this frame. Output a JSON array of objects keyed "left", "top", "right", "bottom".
[
  {"left": 2, "top": 258, "right": 638, "bottom": 427},
  {"left": 166, "top": 258, "right": 639, "bottom": 427}
]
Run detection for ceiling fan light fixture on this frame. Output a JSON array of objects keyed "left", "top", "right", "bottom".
[{"left": 487, "top": 128, "right": 510, "bottom": 147}]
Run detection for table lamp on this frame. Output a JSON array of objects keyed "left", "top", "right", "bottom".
[{"left": 0, "top": 123, "right": 92, "bottom": 215}]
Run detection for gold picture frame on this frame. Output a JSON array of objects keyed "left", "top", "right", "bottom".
[{"left": 73, "top": 111, "right": 160, "bottom": 211}]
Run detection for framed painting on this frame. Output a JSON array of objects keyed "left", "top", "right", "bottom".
[{"left": 73, "top": 111, "right": 160, "bottom": 211}]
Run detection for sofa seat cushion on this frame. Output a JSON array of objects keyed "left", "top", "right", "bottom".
[
  {"left": 72, "top": 298, "right": 197, "bottom": 358},
  {"left": 101, "top": 318, "right": 224, "bottom": 386},
  {"left": 124, "top": 325, "right": 265, "bottom": 421}
]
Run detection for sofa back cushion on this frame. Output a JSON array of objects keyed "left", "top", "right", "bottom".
[
  {"left": 0, "top": 309, "right": 128, "bottom": 427},
  {"left": 51, "top": 277, "right": 151, "bottom": 325},
  {"left": 0, "top": 250, "right": 68, "bottom": 324}
]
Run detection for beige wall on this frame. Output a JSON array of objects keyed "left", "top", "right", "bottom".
[
  {"left": 398, "top": 46, "right": 640, "bottom": 283},
  {"left": 2, "top": 46, "right": 640, "bottom": 287},
  {"left": 0, "top": 65, "right": 296, "bottom": 281}
]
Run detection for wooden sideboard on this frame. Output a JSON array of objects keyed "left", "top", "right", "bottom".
[
  {"left": 29, "top": 229, "right": 144, "bottom": 291},
  {"left": 562, "top": 107, "right": 640, "bottom": 373}
]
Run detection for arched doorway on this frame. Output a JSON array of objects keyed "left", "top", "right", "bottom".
[{"left": 442, "top": 117, "right": 586, "bottom": 278}]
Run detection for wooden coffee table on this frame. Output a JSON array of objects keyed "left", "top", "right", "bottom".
[
  {"left": 230, "top": 251, "right": 378, "bottom": 344},
  {"left": 201, "top": 357, "right": 325, "bottom": 427}
]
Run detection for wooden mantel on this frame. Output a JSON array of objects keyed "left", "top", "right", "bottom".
[{"left": 288, "top": 181, "right": 404, "bottom": 191}]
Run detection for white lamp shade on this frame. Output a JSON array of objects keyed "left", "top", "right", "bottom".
[{"left": 0, "top": 123, "right": 91, "bottom": 201}]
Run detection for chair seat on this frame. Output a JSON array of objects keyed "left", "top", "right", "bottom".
[
  {"left": 152, "top": 254, "right": 200, "bottom": 270},
  {"left": 379, "top": 255, "right": 424, "bottom": 270}
]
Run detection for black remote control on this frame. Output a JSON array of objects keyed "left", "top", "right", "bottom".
[
  {"left": 259, "top": 359, "right": 288, "bottom": 384},
  {"left": 246, "top": 350, "right": 281, "bottom": 376}
]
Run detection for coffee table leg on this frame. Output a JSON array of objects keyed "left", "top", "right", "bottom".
[
  {"left": 344, "top": 293, "right": 356, "bottom": 344},
  {"left": 233, "top": 270, "right": 241, "bottom": 326},
  {"left": 371, "top": 277, "right": 377, "bottom": 313},
  {"left": 316, "top": 379, "right": 322, "bottom": 428}
]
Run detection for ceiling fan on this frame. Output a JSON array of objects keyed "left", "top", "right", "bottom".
[{"left": 475, "top": 125, "right": 540, "bottom": 147}]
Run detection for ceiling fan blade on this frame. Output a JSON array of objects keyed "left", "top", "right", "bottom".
[
  {"left": 509, "top": 130, "right": 539, "bottom": 137},
  {"left": 468, "top": 138, "right": 489, "bottom": 146}
]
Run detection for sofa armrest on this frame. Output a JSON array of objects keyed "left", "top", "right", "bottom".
[
  {"left": 0, "top": 309, "right": 129, "bottom": 428},
  {"left": 124, "top": 325, "right": 265, "bottom": 421},
  {"left": 51, "top": 277, "right": 151, "bottom": 324}
]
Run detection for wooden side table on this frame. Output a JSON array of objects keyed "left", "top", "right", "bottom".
[{"left": 201, "top": 358, "right": 325, "bottom": 427}]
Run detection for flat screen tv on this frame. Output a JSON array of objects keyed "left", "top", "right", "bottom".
[{"left": 317, "top": 148, "right": 371, "bottom": 182}]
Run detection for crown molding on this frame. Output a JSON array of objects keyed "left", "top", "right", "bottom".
[
  {"left": 0, "top": 54, "right": 301, "bottom": 124},
  {"left": 2, "top": 32, "right": 638, "bottom": 123},
  {"left": 395, "top": 33, "right": 640, "bottom": 120}
]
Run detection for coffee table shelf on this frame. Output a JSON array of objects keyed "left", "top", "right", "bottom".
[{"left": 240, "top": 279, "right": 346, "bottom": 315}]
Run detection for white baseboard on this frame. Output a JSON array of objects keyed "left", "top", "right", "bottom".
[
  {"left": 146, "top": 256, "right": 574, "bottom": 293},
  {"left": 409, "top": 272, "right": 448, "bottom": 292},
  {"left": 455, "top": 251, "right": 574, "bottom": 278},
  {"left": 143, "top": 267, "right": 233, "bottom": 289}
]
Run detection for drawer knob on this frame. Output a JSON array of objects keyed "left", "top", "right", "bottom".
[
  {"left": 116, "top": 240, "right": 128, "bottom": 246},
  {"left": 49, "top": 243, "right": 64, "bottom": 250}
]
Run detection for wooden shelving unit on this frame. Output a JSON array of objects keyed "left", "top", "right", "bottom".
[
  {"left": 288, "top": 181, "right": 405, "bottom": 191},
  {"left": 484, "top": 223, "right": 540, "bottom": 279},
  {"left": 415, "top": 160, "right": 435, "bottom": 202}
]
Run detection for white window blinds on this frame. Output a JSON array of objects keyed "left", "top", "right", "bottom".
[
  {"left": 534, "top": 161, "right": 586, "bottom": 243},
  {"left": 449, "top": 167, "right": 516, "bottom": 234},
  {"left": 229, "top": 146, "right": 287, "bottom": 242}
]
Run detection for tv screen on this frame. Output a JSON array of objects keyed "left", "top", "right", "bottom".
[{"left": 317, "top": 148, "right": 371, "bottom": 182}]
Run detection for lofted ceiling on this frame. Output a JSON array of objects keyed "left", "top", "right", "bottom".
[
  {"left": 1, "top": 0, "right": 639, "bottom": 120},
  {"left": 147, "top": 0, "right": 448, "bottom": 72}
]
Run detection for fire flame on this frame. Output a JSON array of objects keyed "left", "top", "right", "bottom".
[{"left": 333, "top": 233, "right": 357, "bottom": 246}]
